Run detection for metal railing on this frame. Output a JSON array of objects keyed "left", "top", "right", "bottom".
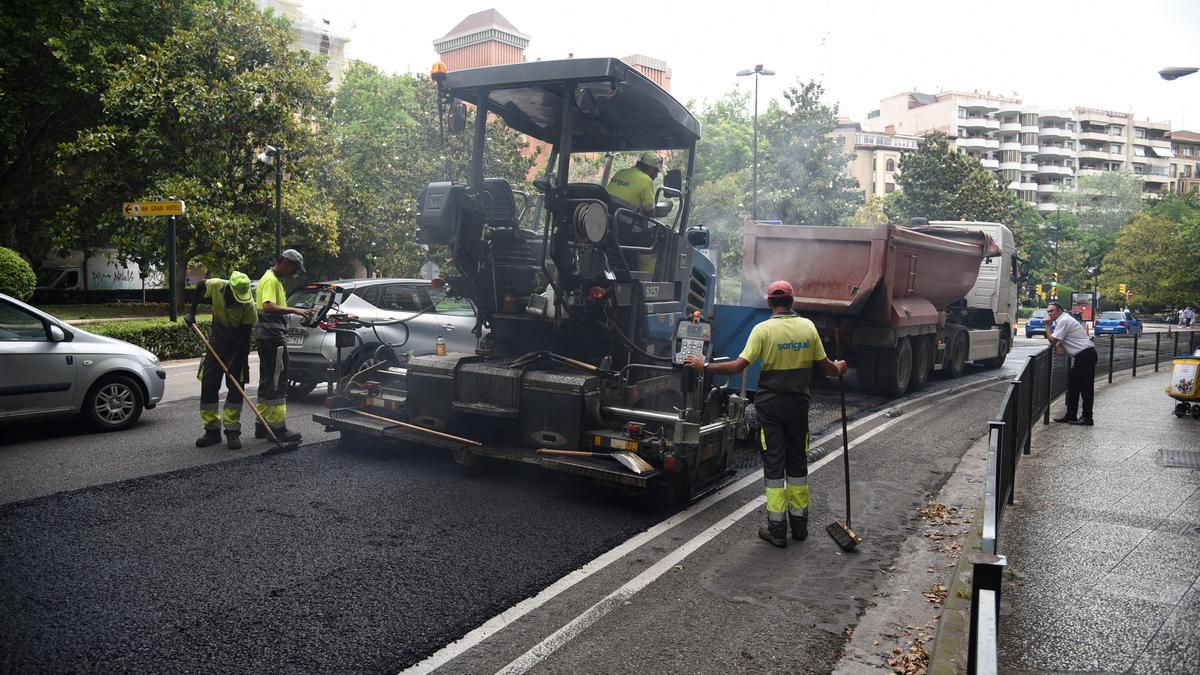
[{"left": 966, "top": 328, "right": 1199, "bottom": 673}]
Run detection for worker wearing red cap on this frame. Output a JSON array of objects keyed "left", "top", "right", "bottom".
[{"left": 684, "top": 279, "right": 846, "bottom": 547}]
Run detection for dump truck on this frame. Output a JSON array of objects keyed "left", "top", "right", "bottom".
[
  {"left": 712, "top": 220, "right": 1019, "bottom": 398},
  {"left": 314, "top": 58, "right": 737, "bottom": 501}
]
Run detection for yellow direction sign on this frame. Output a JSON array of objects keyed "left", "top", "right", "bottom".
[{"left": 122, "top": 200, "right": 186, "bottom": 217}]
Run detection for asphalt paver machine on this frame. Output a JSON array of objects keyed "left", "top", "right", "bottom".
[{"left": 315, "top": 58, "right": 738, "bottom": 501}]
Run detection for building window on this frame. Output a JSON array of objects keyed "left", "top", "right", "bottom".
[
  {"left": 1171, "top": 164, "right": 1177, "bottom": 177},
  {"left": 885, "top": 158, "right": 895, "bottom": 172},
  {"left": 885, "top": 183, "right": 895, "bottom": 194}
]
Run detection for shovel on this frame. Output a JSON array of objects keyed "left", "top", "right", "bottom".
[
  {"left": 189, "top": 322, "right": 300, "bottom": 455},
  {"left": 536, "top": 448, "right": 654, "bottom": 474}
]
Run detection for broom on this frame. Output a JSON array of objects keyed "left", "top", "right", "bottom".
[{"left": 826, "top": 328, "right": 862, "bottom": 551}]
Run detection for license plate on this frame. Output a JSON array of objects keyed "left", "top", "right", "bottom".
[{"left": 286, "top": 333, "right": 306, "bottom": 346}]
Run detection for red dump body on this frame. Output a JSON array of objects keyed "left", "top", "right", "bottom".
[{"left": 740, "top": 223, "right": 999, "bottom": 328}]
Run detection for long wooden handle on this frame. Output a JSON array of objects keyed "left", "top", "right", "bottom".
[
  {"left": 190, "top": 322, "right": 281, "bottom": 443},
  {"left": 349, "top": 408, "right": 482, "bottom": 446},
  {"left": 835, "top": 328, "right": 852, "bottom": 529},
  {"left": 536, "top": 449, "right": 598, "bottom": 458},
  {"left": 556, "top": 356, "right": 599, "bottom": 372}
]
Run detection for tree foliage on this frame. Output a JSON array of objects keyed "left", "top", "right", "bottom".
[
  {"left": 0, "top": 0, "right": 201, "bottom": 263},
  {"left": 887, "top": 132, "right": 1019, "bottom": 224},
  {"left": 58, "top": 0, "right": 336, "bottom": 304},
  {"left": 758, "top": 81, "right": 861, "bottom": 224},
  {"left": 1101, "top": 212, "right": 1198, "bottom": 308},
  {"left": 0, "top": 246, "right": 36, "bottom": 300}
]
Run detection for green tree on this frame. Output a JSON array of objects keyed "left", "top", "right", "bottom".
[
  {"left": 328, "top": 62, "right": 535, "bottom": 277},
  {"left": 58, "top": 0, "right": 336, "bottom": 307},
  {"left": 888, "top": 132, "right": 1018, "bottom": 224},
  {"left": 1102, "top": 212, "right": 1198, "bottom": 308},
  {"left": 845, "top": 195, "right": 889, "bottom": 228},
  {"left": 0, "top": 246, "right": 36, "bottom": 300},
  {"left": 0, "top": 0, "right": 201, "bottom": 264},
  {"left": 758, "top": 80, "right": 860, "bottom": 224},
  {"left": 1056, "top": 170, "right": 1145, "bottom": 233}
]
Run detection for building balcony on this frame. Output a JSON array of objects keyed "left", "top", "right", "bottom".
[
  {"left": 1147, "top": 137, "right": 1172, "bottom": 148},
  {"left": 1138, "top": 171, "right": 1172, "bottom": 183},
  {"left": 1039, "top": 126, "right": 1075, "bottom": 139},
  {"left": 958, "top": 100, "right": 1001, "bottom": 114},
  {"left": 959, "top": 117, "right": 1000, "bottom": 131},
  {"left": 1037, "top": 183, "right": 1063, "bottom": 193},
  {"left": 957, "top": 137, "right": 1000, "bottom": 151},
  {"left": 999, "top": 141, "right": 1022, "bottom": 152},
  {"left": 1078, "top": 149, "right": 1113, "bottom": 161},
  {"left": 1021, "top": 144, "right": 1041, "bottom": 154},
  {"left": 1037, "top": 164, "right": 1073, "bottom": 176},
  {"left": 1077, "top": 168, "right": 1106, "bottom": 177},
  {"left": 1037, "top": 201, "right": 1062, "bottom": 212},
  {"left": 1078, "top": 131, "right": 1115, "bottom": 143},
  {"left": 1039, "top": 109, "right": 1072, "bottom": 121},
  {"left": 1021, "top": 162, "right": 1040, "bottom": 172},
  {"left": 1021, "top": 125, "right": 1041, "bottom": 134},
  {"left": 981, "top": 158, "right": 1000, "bottom": 170},
  {"left": 1020, "top": 182, "right": 1039, "bottom": 191},
  {"left": 1037, "top": 145, "right": 1076, "bottom": 158},
  {"left": 999, "top": 161, "right": 1023, "bottom": 171},
  {"left": 999, "top": 122, "right": 1022, "bottom": 133}
]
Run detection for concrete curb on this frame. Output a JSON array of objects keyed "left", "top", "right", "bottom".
[{"left": 928, "top": 493, "right": 985, "bottom": 675}]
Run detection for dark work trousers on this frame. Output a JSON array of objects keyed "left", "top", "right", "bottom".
[
  {"left": 755, "top": 394, "right": 811, "bottom": 525},
  {"left": 198, "top": 325, "right": 251, "bottom": 432},
  {"left": 1065, "top": 346, "right": 1098, "bottom": 420},
  {"left": 256, "top": 338, "right": 289, "bottom": 430}
]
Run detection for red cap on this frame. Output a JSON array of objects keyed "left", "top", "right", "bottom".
[{"left": 766, "top": 280, "right": 794, "bottom": 298}]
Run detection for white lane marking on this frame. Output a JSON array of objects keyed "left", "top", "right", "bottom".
[{"left": 493, "top": 384, "right": 994, "bottom": 675}]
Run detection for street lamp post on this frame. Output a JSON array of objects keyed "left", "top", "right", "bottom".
[
  {"left": 736, "top": 64, "right": 774, "bottom": 221},
  {"left": 257, "top": 145, "right": 282, "bottom": 259},
  {"left": 1159, "top": 67, "right": 1198, "bottom": 81}
]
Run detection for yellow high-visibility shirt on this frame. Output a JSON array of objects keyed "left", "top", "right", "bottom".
[
  {"left": 739, "top": 313, "right": 827, "bottom": 399},
  {"left": 606, "top": 166, "right": 655, "bottom": 211}
]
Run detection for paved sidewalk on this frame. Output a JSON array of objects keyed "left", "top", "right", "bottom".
[{"left": 998, "top": 370, "right": 1200, "bottom": 673}]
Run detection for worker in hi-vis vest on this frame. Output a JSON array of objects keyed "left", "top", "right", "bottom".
[{"left": 683, "top": 280, "right": 847, "bottom": 547}]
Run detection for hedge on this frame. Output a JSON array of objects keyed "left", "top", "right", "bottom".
[
  {"left": 84, "top": 317, "right": 252, "bottom": 361},
  {"left": 0, "top": 246, "right": 37, "bottom": 301}
]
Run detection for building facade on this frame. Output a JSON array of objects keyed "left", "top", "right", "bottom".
[
  {"left": 831, "top": 123, "right": 921, "bottom": 197},
  {"left": 1168, "top": 130, "right": 1200, "bottom": 195},
  {"left": 255, "top": 0, "right": 350, "bottom": 88},
  {"left": 433, "top": 9, "right": 530, "bottom": 71},
  {"left": 870, "top": 91, "right": 1180, "bottom": 212}
]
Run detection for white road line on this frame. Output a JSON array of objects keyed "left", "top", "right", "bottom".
[
  {"left": 399, "top": 376, "right": 1004, "bottom": 675},
  {"left": 492, "top": 384, "right": 995, "bottom": 675}
]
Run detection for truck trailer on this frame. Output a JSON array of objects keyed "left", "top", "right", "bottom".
[{"left": 713, "top": 220, "right": 1020, "bottom": 398}]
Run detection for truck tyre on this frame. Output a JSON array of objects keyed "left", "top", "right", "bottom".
[
  {"left": 855, "top": 348, "right": 879, "bottom": 394},
  {"left": 875, "top": 339, "right": 912, "bottom": 398},
  {"left": 947, "top": 332, "right": 968, "bottom": 379},
  {"left": 910, "top": 336, "right": 932, "bottom": 390},
  {"left": 980, "top": 333, "right": 1010, "bottom": 369}
]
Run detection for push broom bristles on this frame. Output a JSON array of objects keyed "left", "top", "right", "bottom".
[{"left": 826, "top": 519, "right": 861, "bottom": 551}]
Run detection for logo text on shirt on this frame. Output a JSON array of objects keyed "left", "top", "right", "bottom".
[{"left": 776, "top": 340, "right": 811, "bottom": 351}]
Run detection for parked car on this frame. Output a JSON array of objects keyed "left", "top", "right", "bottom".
[
  {"left": 0, "top": 293, "right": 165, "bottom": 430},
  {"left": 1025, "top": 308, "right": 1049, "bottom": 338},
  {"left": 284, "top": 279, "right": 478, "bottom": 396},
  {"left": 1094, "top": 310, "right": 1144, "bottom": 336}
]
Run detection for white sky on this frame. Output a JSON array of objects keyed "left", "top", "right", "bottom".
[{"left": 304, "top": 0, "right": 1200, "bottom": 129}]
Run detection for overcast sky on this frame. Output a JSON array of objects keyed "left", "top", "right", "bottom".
[{"left": 303, "top": 0, "right": 1199, "bottom": 129}]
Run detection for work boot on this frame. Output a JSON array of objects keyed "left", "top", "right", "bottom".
[
  {"left": 225, "top": 431, "right": 242, "bottom": 450},
  {"left": 255, "top": 423, "right": 268, "bottom": 439},
  {"left": 195, "top": 429, "right": 222, "bottom": 447},
  {"left": 789, "top": 515, "right": 809, "bottom": 542},
  {"left": 758, "top": 520, "right": 788, "bottom": 548},
  {"left": 272, "top": 427, "right": 302, "bottom": 443}
]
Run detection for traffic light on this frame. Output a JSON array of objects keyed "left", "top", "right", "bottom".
[
  {"left": 1119, "top": 283, "right": 1127, "bottom": 295},
  {"left": 1051, "top": 272, "right": 1059, "bottom": 286},
  {"left": 1035, "top": 284, "right": 1043, "bottom": 297}
]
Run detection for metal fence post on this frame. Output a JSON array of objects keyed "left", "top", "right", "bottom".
[
  {"left": 1155, "top": 333, "right": 1161, "bottom": 372},
  {"left": 1174, "top": 331, "right": 1180, "bottom": 358},
  {"left": 1008, "top": 380, "right": 1020, "bottom": 505},
  {"left": 1108, "top": 336, "right": 1115, "bottom": 384},
  {"left": 1024, "top": 358, "right": 1034, "bottom": 456},
  {"left": 1044, "top": 351, "right": 1052, "bottom": 425},
  {"left": 967, "top": 553, "right": 1008, "bottom": 674},
  {"left": 1132, "top": 333, "right": 1139, "bottom": 377}
]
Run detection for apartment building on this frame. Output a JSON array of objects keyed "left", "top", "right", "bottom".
[
  {"left": 1169, "top": 130, "right": 1200, "bottom": 195},
  {"left": 255, "top": 0, "right": 350, "bottom": 88},
  {"left": 831, "top": 122, "right": 921, "bottom": 197},
  {"left": 870, "top": 91, "right": 1179, "bottom": 212}
]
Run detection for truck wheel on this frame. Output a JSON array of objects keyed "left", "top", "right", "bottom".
[
  {"left": 980, "top": 334, "right": 1010, "bottom": 370},
  {"left": 910, "top": 336, "right": 932, "bottom": 390},
  {"left": 875, "top": 339, "right": 913, "bottom": 398},
  {"left": 947, "top": 332, "right": 968, "bottom": 379},
  {"left": 855, "top": 348, "right": 879, "bottom": 394}
]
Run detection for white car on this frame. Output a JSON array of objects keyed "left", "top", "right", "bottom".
[{"left": 0, "top": 294, "right": 166, "bottom": 430}]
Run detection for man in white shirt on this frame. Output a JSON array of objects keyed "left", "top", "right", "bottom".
[{"left": 1046, "top": 302, "right": 1097, "bottom": 426}]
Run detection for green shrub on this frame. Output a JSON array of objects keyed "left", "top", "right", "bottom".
[
  {"left": 85, "top": 317, "right": 259, "bottom": 361},
  {"left": 0, "top": 246, "right": 37, "bottom": 301}
]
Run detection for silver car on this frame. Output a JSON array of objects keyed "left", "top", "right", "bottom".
[
  {"left": 0, "top": 293, "right": 166, "bottom": 430},
  {"left": 284, "top": 279, "right": 478, "bottom": 396}
]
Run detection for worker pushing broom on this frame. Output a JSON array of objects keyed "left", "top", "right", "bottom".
[{"left": 684, "top": 280, "right": 848, "bottom": 547}]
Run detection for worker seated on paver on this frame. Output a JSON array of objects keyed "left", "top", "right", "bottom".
[{"left": 606, "top": 152, "right": 663, "bottom": 275}]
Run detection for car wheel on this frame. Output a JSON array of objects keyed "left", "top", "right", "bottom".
[
  {"left": 84, "top": 374, "right": 144, "bottom": 431},
  {"left": 287, "top": 378, "right": 319, "bottom": 399}
]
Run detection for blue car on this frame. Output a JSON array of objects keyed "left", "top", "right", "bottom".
[
  {"left": 1025, "top": 308, "right": 1049, "bottom": 338},
  {"left": 1094, "top": 310, "right": 1143, "bottom": 335}
]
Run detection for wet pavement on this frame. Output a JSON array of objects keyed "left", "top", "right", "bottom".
[{"left": 998, "top": 369, "right": 1200, "bottom": 673}]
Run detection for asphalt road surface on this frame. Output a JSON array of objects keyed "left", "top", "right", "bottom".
[{"left": 0, "top": 347, "right": 1034, "bottom": 673}]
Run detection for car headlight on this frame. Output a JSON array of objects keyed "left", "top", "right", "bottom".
[{"left": 141, "top": 349, "right": 160, "bottom": 364}]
